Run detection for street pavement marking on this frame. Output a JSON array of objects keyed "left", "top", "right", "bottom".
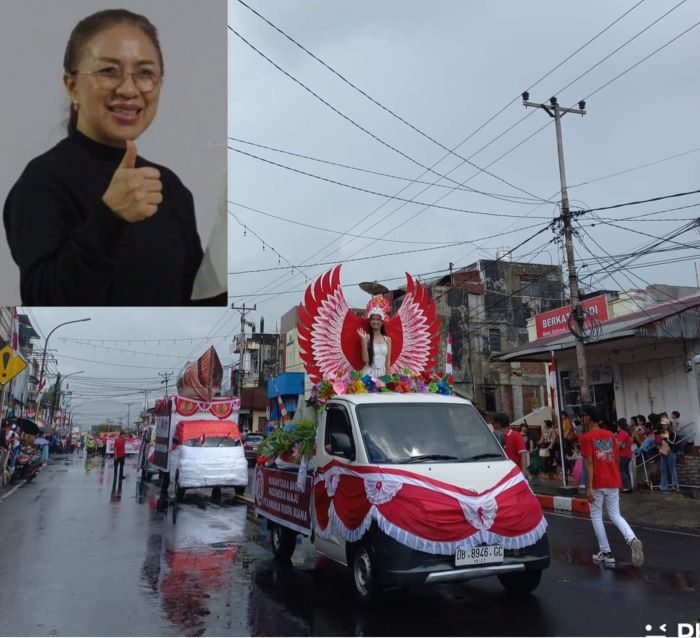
[{"left": 545, "top": 510, "right": 700, "bottom": 538}]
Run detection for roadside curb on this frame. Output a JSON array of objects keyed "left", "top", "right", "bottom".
[
  {"left": 0, "top": 481, "right": 26, "bottom": 503},
  {"left": 536, "top": 493, "right": 590, "bottom": 514}
]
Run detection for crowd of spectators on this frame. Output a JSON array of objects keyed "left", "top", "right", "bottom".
[{"left": 521, "top": 408, "right": 692, "bottom": 491}]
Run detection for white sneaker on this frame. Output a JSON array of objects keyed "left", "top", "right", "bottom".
[
  {"left": 629, "top": 538, "right": 644, "bottom": 567},
  {"left": 592, "top": 551, "right": 615, "bottom": 566}
]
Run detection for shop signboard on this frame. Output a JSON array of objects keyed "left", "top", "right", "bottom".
[{"left": 534, "top": 295, "right": 609, "bottom": 340}]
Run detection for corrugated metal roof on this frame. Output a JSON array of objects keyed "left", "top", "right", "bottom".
[{"left": 494, "top": 292, "right": 700, "bottom": 362}]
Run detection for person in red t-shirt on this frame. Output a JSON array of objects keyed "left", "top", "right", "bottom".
[
  {"left": 580, "top": 405, "right": 643, "bottom": 568},
  {"left": 112, "top": 432, "right": 127, "bottom": 494},
  {"left": 491, "top": 413, "right": 527, "bottom": 476},
  {"left": 615, "top": 419, "right": 633, "bottom": 493}
]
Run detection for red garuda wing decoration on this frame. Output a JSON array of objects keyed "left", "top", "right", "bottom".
[
  {"left": 297, "top": 266, "right": 440, "bottom": 383},
  {"left": 385, "top": 272, "right": 440, "bottom": 374}
]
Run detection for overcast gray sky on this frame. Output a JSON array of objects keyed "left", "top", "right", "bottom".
[
  {"left": 18, "top": 1, "right": 700, "bottom": 428},
  {"left": 228, "top": 0, "right": 700, "bottom": 323},
  {"left": 24, "top": 306, "right": 235, "bottom": 429}
]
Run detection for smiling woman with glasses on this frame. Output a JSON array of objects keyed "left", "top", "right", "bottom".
[{"left": 3, "top": 9, "right": 204, "bottom": 306}]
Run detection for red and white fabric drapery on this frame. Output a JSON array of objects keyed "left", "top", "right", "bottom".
[
  {"left": 154, "top": 396, "right": 241, "bottom": 420},
  {"left": 314, "top": 461, "right": 546, "bottom": 554}
]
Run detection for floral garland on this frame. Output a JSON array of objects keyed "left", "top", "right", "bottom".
[{"left": 308, "top": 369, "right": 454, "bottom": 407}]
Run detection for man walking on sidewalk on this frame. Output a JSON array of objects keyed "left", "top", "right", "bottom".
[
  {"left": 112, "top": 432, "right": 127, "bottom": 494},
  {"left": 580, "top": 405, "right": 644, "bottom": 568}
]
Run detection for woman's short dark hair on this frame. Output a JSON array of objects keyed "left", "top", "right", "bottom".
[{"left": 63, "top": 9, "right": 163, "bottom": 134}]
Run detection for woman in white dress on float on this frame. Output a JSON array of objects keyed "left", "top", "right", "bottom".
[{"left": 357, "top": 295, "right": 392, "bottom": 378}]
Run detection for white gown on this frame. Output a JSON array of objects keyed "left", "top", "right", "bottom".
[{"left": 362, "top": 342, "right": 388, "bottom": 378}]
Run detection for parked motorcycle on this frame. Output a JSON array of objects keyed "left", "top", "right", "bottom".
[{"left": 11, "top": 449, "right": 42, "bottom": 484}]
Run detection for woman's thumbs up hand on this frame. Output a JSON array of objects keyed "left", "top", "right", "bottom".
[{"left": 102, "top": 140, "right": 163, "bottom": 222}]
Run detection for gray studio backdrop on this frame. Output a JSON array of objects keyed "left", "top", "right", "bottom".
[{"left": 0, "top": 0, "right": 227, "bottom": 304}]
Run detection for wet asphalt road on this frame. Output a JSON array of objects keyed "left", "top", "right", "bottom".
[{"left": 0, "top": 454, "right": 698, "bottom": 637}]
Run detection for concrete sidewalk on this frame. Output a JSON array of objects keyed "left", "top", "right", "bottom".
[{"left": 532, "top": 477, "right": 700, "bottom": 532}]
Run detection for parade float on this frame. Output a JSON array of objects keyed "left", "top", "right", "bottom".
[
  {"left": 152, "top": 346, "right": 247, "bottom": 502},
  {"left": 255, "top": 266, "right": 549, "bottom": 602}
]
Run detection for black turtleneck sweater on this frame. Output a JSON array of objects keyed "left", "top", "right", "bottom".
[{"left": 3, "top": 131, "right": 203, "bottom": 306}]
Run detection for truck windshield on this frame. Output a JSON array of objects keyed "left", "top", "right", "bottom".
[
  {"left": 183, "top": 437, "right": 240, "bottom": 447},
  {"left": 355, "top": 402, "right": 504, "bottom": 464}
]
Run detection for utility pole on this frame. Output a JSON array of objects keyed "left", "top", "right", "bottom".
[
  {"left": 158, "top": 371, "right": 172, "bottom": 397},
  {"left": 231, "top": 302, "right": 256, "bottom": 397},
  {"left": 523, "top": 93, "right": 591, "bottom": 406},
  {"left": 49, "top": 373, "right": 61, "bottom": 430}
]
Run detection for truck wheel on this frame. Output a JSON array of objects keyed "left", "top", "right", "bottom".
[
  {"left": 234, "top": 485, "right": 245, "bottom": 496},
  {"left": 175, "top": 474, "right": 186, "bottom": 503},
  {"left": 498, "top": 569, "right": 542, "bottom": 595},
  {"left": 350, "top": 541, "right": 380, "bottom": 604},
  {"left": 270, "top": 524, "right": 297, "bottom": 561},
  {"left": 211, "top": 486, "right": 222, "bottom": 503}
]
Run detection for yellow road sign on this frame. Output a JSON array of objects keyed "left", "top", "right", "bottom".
[{"left": 0, "top": 346, "right": 27, "bottom": 387}]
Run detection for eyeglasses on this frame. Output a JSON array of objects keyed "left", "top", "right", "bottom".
[{"left": 72, "top": 65, "right": 163, "bottom": 93}]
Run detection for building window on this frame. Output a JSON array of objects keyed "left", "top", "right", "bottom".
[
  {"left": 520, "top": 274, "right": 541, "bottom": 298},
  {"left": 489, "top": 328, "right": 501, "bottom": 353},
  {"left": 484, "top": 385, "right": 497, "bottom": 412},
  {"left": 518, "top": 329, "right": 529, "bottom": 345}
]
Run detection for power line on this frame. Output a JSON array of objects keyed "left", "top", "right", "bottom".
[
  {"left": 568, "top": 146, "right": 700, "bottom": 191},
  {"left": 230, "top": 146, "right": 553, "bottom": 220},
  {"left": 553, "top": 0, "right": 690, "bottom": 103},
  {"left": 229, "top": 220, "right": 555, "bottom": 275},
  {"left": 587, "top": 218, "right": 699, "bottom": 251},
  {"left": 233, "top": 0, "right": 649, "bottom": 201},
  {"left": 576, "top": 188, "right": 700, "bottom": 215},
  {"left": 227, "top": 3, "right": 670, "bottom": 309},
  {"left": 231, "top": 201, "right": 549, "bottom": 254},
  {"left": 229, "top": 137, "right": 542, "bottom": 204},
  {"left": 597, "top": 201, "right": 700, "bottom": 222},
  {"left": 227, "top": 1, "right": 682, "bottom": 317},
  {"left": 228, "top": 25, "right": 550, "bottom": 204},
  {"left": 64, "top": 334, "right": 233, "bottom": 345},
  {"left": 229, "top": 200, "right": 463, "bottom": 245},
  {"left": 581, "top": 220, "right": 698, "bottom": 287},
  {"left": 300, "top": 3, "right": 700, "bottom": 304},
  {"left": 582, "top": 18, "right": 700, "bottom": 103},
  {"left": 574, "top": 221, "right": 697, "bottom": 340}
]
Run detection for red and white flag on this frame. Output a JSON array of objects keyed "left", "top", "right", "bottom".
[
  {"left": 11, "top": 307, "right": 19, "bottom": 351},
  {"left": 277, "top": 394, "right": 288, "bottom": 423}
]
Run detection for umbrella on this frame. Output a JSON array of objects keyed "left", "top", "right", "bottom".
[
  {"left": 33, "top": 437, "right": 49, "bottom": 446},
  {"left": 14, "top": 418, "right": 40, "bottom": 436}
]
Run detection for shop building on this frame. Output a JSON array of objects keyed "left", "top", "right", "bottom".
[{"left": 495, "top": 289, "right": 700, "bottom": 449}]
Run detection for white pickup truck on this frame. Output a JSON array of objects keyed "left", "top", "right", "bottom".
[{"left": 255, "top": 393, "right": 549, "bottom": 602}]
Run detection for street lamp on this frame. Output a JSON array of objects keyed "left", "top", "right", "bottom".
[{"left": 38, "top": 317, "right": 91, "bottom": 409}]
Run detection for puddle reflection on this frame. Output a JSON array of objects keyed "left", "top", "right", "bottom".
[{"left": 138, "top": 485, "right": 247, "bottom": 635}]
